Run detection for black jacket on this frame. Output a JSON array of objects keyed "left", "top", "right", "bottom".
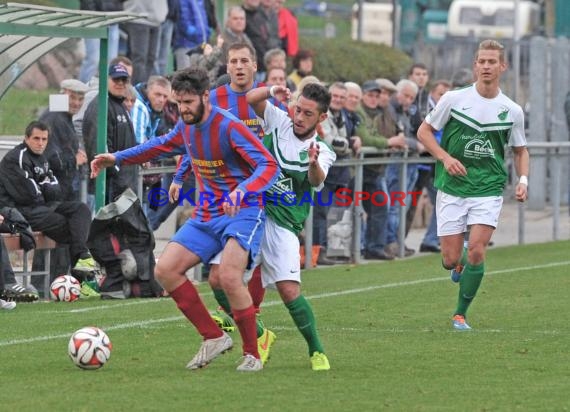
[
  {"left": 0, "top": 142, "right": 62, "bottom": 209},
  {"left": 82, "top": 92, "right": 138, "bottom": 200},
  {"left": 39, "top": 110, "right": 81, "bottom": 201}
]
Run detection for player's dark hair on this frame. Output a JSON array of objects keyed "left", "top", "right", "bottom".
[
  {"left": 171, "top": 67, "right": 210, "bottom": 96},
  {"left": 25, "top": 120, "right": 49, "bottom": 137},
  {"left": 301, "top": 82, "right": 331, "bottom": 114}
]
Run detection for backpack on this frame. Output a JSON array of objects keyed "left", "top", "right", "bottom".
[{"left": 87, "top": 189, "right": 162, "bottom": 298}]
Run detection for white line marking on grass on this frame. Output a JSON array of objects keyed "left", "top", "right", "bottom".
[
  {"left": 57, "top": 298, "right": 164, "bottom": 313},
  {"left": 268, "top": 325, "right": 565, "bottom": 335},
  {"left": 0, "top": 317, "right": 184, "bottom": 347},
  {"left": 2, "top": 260, "right": 569, "bottom": 347},
  {"left": 263, "top": 260, "right": 570, "bottom": 305}
]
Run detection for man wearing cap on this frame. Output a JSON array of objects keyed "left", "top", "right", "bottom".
[
  {"left": 356, "top": 79, "right": 407, "bottom": 260},
  {"left": 83, "top": 64, "right": 138, "bottom": 204},
  {"left": 40, "top": 79, "right": 89, "bottom": 202},
  {"left": 34, "top": 79, "right": 92, "bottom": 290}
]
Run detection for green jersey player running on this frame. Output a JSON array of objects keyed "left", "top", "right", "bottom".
[
  {"left": 246, "top": 83, "right": 336, "bottom": 370},
  {"left": 418, "top": 39, "right": 529, "bottom": 330}
]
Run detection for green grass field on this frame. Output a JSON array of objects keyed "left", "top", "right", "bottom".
[{"left": 2, "top": 241, "right": 569, "bottom": 411}]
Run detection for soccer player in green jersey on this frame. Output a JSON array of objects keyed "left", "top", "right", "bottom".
[
  {"left": 417, "top": 39, "right": 529, "bottom": 330},
  {"left": 246, "top": 83, "right": 337, "bottom": 370}
]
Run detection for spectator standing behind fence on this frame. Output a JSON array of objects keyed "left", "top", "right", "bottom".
[
  {"left": 242, "top": 0, "right": 281, "bottom": 82},
  {"left": 121, "top": 0, "right": 167, "bottom": 85},
  {"left": 78, "top": 0, "right": 122, "bottom": 83},
  {"left": 173, "top": 0, "right": 212, "bottom": 71},
  {"left": 153, "top": 0, "right": 179, "bottom": 76},
  {"left": 313, "top": 82, "right": 355, "bottom": 265},
  {"left": 0, "top": 121, "right": 99, "bottom": 297},
  {"left": 405, "top": 63, "right": 434, "bottom": 249},
  {"left": 417, "top": 39, "right": 529, "bottom": 331},
  {"left": 384, "top": 79, "right": 423, "bottom": 258},
  {"left": 287, "top": 49, "right": 315, "bottom": 92},
  {"left": 41, "top": 79, "right": 89, "bottom": 202},
  {"left": 408, "top": 62, "right": 430, "bottom": 136},
  {"left": 221, "top": 7, "right": 254, "bottom": 68},
  {"left": 187, "top": 36, "right": 225, "bottom": 85},
  {"left": 356, "top": 80, "right": 406, "bottom": 260},
  {"left": 275, "top": 0, "right": 298, "bottom": 57},
  {"left": 83, "top": 64, "right": 138, "bottom": 205},
  {"left": 131, "top": 76, "right": 172, "bottom": 228},
  {"left": 417, "top": 80, "right": 452, "bottom": 253}
]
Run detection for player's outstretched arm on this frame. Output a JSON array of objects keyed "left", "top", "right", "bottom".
[
  {"left": 247, "top": 85, "right": 291, "bottom": 118},
  {"left": 90, "top": 154, "right": 116, "bottom": 178}
]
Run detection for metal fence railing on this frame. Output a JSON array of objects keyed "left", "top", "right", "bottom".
[{"left": 135, "top": 142, "right": 570, "bottom": 267}]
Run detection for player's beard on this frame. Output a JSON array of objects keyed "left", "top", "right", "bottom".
[
  {"left": 294, "top": 125, "right": 317, "bottom": 141},
  {"left": 182, "top": 100, "right": 205, "bottom": 125}
]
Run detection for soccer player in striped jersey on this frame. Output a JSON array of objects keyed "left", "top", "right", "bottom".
[
  {"left": 172, "top": 44, "right": 282, "bottom": 362},
  {"left": 245, "top": 82, "right": 336, "bottom": 370},
  {"left": 90, "top": 67, "right": 279, "bottom": 372},
  {"left": 417, "top": 40, "right": 529, "bottom": 330}
]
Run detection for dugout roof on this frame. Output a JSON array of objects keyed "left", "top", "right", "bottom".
[
  {"left": 0, "top": 2, "right": 141, "bottom": 209},
  {"left": 0, "top": 2, "right": 139, "bottom": 99}
]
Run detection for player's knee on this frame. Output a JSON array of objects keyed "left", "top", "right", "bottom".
[
  {"left": 467, "top": 247, "right": 485, "bottom": 265},
  {"left": 208, "top": 274, "right": 220, "bottom": 289},
  {"left": 154, "top": 260, "right": 181, "bottom": 284},
  {"left": 276, "top": 280, "right": 300, "bottom": 303},
  {"left": 441, "top": 252, "right": 459, "bottom": 270},
  {"left": 219, "top": 272, "right": 243, "bottom": 292}
]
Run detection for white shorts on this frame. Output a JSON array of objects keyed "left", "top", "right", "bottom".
[
  {"left": 209, "top": 251, "right": 255, "bottom": 285},
  {"left": 436, "top": 191, "right": 503, "bottom": 236},
  {"left": 259, "top": 217, "right": 301, "bottom": 289},
  {"left": 208, "top": 218, "right": 301, "bottom": 288}
]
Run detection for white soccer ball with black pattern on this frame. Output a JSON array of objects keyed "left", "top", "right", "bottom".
[
  {"left": 68, "top": 327, "right": 112, "bottom": 370},
  {"left": 50, "top": 275, "right": 81, "bottom": 302}
]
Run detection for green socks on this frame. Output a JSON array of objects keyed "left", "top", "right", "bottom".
[
  {"left": 213, "top": 288, "right": 232, "bottom": 315},
  {"left": 212, "top": 288, "right": 264, "bottom": 338},
  {"left": 285, "top": 295, "right": 324, "bottom": 356},
  {"left": 455, "top": 262, "right": 485, "bottom": 316}
]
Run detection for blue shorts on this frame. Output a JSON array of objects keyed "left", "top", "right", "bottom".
[{"left": 171, "top": 207, "right": 266, "bottom": 269}]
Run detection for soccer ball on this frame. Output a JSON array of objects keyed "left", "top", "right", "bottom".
[
  {"left": 68, "top": 326, "right": 112, "bottom": 370},
  {"left": 50, "top": 275, "right": 81, "bottom": 302}
]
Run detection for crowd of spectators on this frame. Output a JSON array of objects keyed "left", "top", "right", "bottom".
[{"left": 1, "top": 0, "right": 477, "bottom": 306}]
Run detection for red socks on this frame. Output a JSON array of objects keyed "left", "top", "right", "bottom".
[
  {"left": 233, "top": 305, "right": 259, "bottom": 358},
  {"left": 170, "top": 280, "right": 222, "bottom": 340}
]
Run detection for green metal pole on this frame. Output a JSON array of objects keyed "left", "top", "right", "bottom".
[{"left": 95, "top": 31, "right": 109, "bottom": 211}]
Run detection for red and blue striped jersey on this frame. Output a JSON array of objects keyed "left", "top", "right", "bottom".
[
  {"left": 173, "top": 82, "right": 289, "bottom": 184},
  {"left": 114, "top": 106, "right": 279, "bottom": 221},
  {"left": 174, "top": 81, "right": 263, "bottom": 184},
  {"left": 209, "top": 81, "right": 265, "bottom": 138}
]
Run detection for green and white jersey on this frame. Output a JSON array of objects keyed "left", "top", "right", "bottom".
[
  {"left": 260, "top": 103, "right": 336, "bottom": 235},
  {"left": 425, "top": 84, "right": 526, "bottom": 197}
]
